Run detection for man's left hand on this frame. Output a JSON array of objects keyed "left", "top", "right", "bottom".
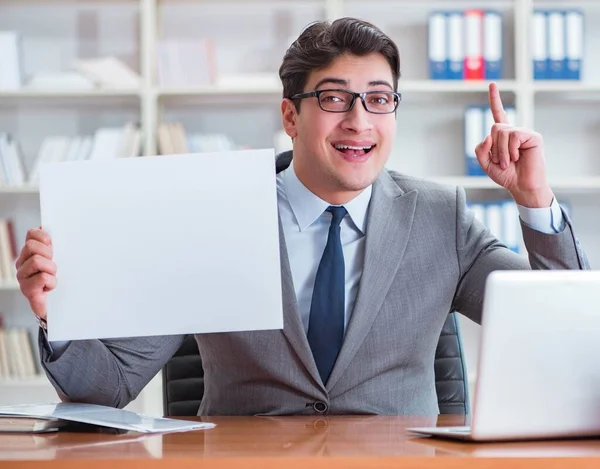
[{"left": 474, "top": 82, "right": 554, "bottom": 208}]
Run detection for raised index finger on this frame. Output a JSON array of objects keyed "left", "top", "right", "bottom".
[{"left": 488, "top": 82, "right": 508, "bottom": 124}]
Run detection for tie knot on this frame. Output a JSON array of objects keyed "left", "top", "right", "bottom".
[{"left": 327, "top": 206, "right": 347, "bottom": 227}]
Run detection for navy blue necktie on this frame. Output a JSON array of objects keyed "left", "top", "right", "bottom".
[{"left": 308, "top": 205, "right": 347, "bottom": 385}]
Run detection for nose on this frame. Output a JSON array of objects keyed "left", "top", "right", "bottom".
[{"left": 341, "top": 98, "right": 374, "bottom": 133}]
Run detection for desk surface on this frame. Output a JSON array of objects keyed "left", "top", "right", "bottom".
[{"left": 3, "top": 415, "right": 600, "bottom": 468}]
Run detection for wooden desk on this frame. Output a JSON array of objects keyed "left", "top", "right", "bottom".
[{"left": 2, "top": 415, "right": 600, "bottom": 468}]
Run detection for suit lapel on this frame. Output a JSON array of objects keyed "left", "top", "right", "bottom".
[
  {"left": 326, "top": 171, "right": 418, "bottom": 391},
  {"left": 277, "top": 215, "right": 325, "bottom": 389}
]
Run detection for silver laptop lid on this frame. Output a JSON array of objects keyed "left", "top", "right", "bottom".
[{"left": 471, "top": 270, "right": 600, "bottom": 440}]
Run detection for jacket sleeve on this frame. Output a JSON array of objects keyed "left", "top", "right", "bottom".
[
  {"left": 451, "top": 186, "right": 590, "bottom": 324},
  {"left": 38, "top": 331, "right": 186, "bottom": 408}
]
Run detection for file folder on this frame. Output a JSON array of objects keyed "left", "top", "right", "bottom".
[
  {"left": 429, "top": 11, "right": 448, "bottom": 79},
  {"left": 565, "top": 9, "right": 584, "bottom": 80},
  {"left": 483, "top": 10, "right": 503, "bottom": 79},
  {"left": 447, "top": 11, "right": 464, "bottom": 79},
  {"left": 532, "top": 10, "right": 548, "bottom": 80},
  {"left": 464, "top": 9, "right": 484, "bottom": 80},
  {"left": 548, "top": 10, "right": 566, "bottom": 79}
]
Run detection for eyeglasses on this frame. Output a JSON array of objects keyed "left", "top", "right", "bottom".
[{"left": 291, "top": 89, "right": 402, "bottom": 114}]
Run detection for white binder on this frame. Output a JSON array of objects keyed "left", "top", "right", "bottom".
[
  {"left": 447, "top": 11, "right": 464, "bottom": 79},
  {"left": 532, "top": 10, "right": 548, "bottom": 80},
  {"left": 429, "top": 11, "right": 447, "bottom": 79},
  {"left": 565, "top": 10, "right": 584, "bottom": 80},
  {"left": 464, "top": 106, "right": 485, "bottom": 176},
  {"left": 548, "top": 10, "right": 566, "bottom": 79}
]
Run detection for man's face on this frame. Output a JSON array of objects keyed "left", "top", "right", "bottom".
[{"left": 282, "top": 52, "right": 397, "bottom": 204}]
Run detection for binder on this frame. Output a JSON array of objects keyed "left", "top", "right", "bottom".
[
  {"left": 429, "top": 11, "right": 448, "bottom": 79},
  {"left": 0, "top": 31, "right": 22, "bottom": 90},
  {"left": 484, "top": 106, "right": 495, "bottom": 138},
  {"left": 447, "top": 11, "right": 464, "bottom": 79},
  {"left": 464, "top": 9, "right": 484, "bottom": 80},
  {"left": 548, "top": 10, "right": 566, "bottom": 79},
  {"left": 485, "top": 203, "right": 503, "bottom": 242},
  {"left": 468, "top": 203, "right": 486, "bottom": 226},
  {"left": 532, "top": 10, "right": 548, "bottom": 80},
  {"left": 505, "top": 106, "right": 517, "bottom": 126},
  {"left": 565, "top": 9, "right": 584, "bottom": 80},
  {"left": 464, "top": 106, "right": 486, "bottom": 176},
  {"left": 483, "top": 10, "right": 503, "bottom": 79},
  {"left": 502, "top": 201, "right": 520, "bottom": 253}
]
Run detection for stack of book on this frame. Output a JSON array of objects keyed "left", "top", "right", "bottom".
[
  {"left": 464, "top": 105, "right": 516, "bottom": 176},
  {"left": 0, "top": 30, "right": 140, "bottom": 91},
  {"left": 428, "top": 10, "right": 502, "bottom": 80},
  {"left": 27, "top": 123, "right": 141, "bottom": 185},
  {"left": 0, "top": 134, "right": 26, "bottom": 187},
  {"left": 468, "top": 201, "right": 520, "bottom": 253},
  {"left": 0, "top": 318, "right": 39, "bottom": 380},
  {"left": 532, "top": 10, "right": 584, "bottom": 80},
  {"left": 0, "top": 219, "right": 17, "bottom": 284},
  {"left": 157, "top": 122, "right": 238, "bottom": 155}
]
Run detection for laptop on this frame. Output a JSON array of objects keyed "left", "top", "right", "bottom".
[{"left": 408, "top": 269, "right": 600, "bottom": 442}]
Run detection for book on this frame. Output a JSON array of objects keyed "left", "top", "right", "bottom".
[
  {"left": 447, "top": 11, "right": 464, "bottom": 80},
  {"left": 483, "top": 10, "right": 503, "bottom": 79},
  {"left": 548, "top": 10, "right": 566, "bottom": 79},
  {"left": 565, "top": 9, "right": 584, "bottom": 80},
  {"left": 428, "top": 11, "right": 447, "bottom": 79},
  {"left": 532, "top": 10, "right": 548, "bottom": 80},
  {"left": 464, "top": 9, "right": 484, "bottom": 80},
  {"left": 0, "top": 416, "right": 67, "bottom": 433}
]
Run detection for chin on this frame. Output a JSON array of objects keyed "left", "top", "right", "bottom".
[{"left": 336, "top": 172, "right": 379, "bottom": 192}]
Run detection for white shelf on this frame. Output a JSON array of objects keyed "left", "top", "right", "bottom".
[
  {"left": 430, "top": 177, "right": 600, "bottom": 190},
  {"left": 0, "top": 89, "right": 142, "bottom": 99},
  {"left": 0, "top": 185, "right": 39, "bottom": 194},
  {"left": 399, "top": 80, "right": 519, "bottom": 93},
  {"left": 0, "top": 376, "right": 49, "bottom": 387},
  {"left": 0, "top": 282, "right": 20, "bottom": 291},
  {"left": 158, "top": 84, "right": 282, "bottom": 97},
  {"left": 533, "top": 82, "right": 600, "bottom": 93}
]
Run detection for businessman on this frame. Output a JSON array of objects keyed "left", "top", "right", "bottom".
[{"left": 16, "top": 18, "right": 588, "bottom": 415}]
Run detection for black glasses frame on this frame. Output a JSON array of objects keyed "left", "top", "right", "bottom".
[{"left": 291, "top": 89, "right": 402, "bottom": 114}]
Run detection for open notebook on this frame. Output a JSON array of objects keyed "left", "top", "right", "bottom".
[{"left": 0, "top": 403, "right": 215, "bottom": 434}]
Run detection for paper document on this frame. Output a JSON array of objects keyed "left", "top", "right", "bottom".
[
  {"left": 0, "top": 403, "right": 215, "bottom": 434},
  {"left": 39, "top": 149, "right": 283, "bottom": 341}
]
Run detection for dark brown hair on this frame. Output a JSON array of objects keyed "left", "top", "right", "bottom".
[{"left": 279, "top": 17, "right": 401, "bottom": 110}]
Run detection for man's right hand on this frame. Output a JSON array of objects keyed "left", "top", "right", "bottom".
[{"left": 15, "top": 228, "right": 57, "bottom": 321}]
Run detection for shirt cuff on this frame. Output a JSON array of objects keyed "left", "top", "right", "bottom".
[{"left": 517, "top": 197, "right": 565, "bottom": 234}]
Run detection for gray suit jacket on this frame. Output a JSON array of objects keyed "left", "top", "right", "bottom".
[{"left": 39, "top": 152, "right": 589, "bottom": 415}]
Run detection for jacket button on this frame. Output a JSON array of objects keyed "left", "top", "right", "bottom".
[{"left": 313, "top": 401, "right": 328, "bottom": 413}]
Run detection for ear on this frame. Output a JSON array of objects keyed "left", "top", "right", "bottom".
[{"left": 281, "top": 99, "right": 298, "bottom": 139}]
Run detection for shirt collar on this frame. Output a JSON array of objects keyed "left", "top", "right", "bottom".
[{"left": 282, "top": 161, "right": 372, "bottom": 234}]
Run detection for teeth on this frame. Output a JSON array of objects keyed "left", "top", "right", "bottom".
[{"left": 333, "top": 144, "right": 374, "bottom": 150}]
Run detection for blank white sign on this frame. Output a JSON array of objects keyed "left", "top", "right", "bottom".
[{"left": 40, "top": 149, "right": 283, "bottom": 341}]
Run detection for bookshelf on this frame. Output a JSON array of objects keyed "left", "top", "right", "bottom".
[{"left": 1, "top": 0, "right": 599, "bottom": 416}]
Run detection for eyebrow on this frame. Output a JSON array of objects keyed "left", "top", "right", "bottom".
[{"left": 313, "top": 78, "right": 394, "bottom": 91}]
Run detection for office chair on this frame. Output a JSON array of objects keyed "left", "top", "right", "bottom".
[{"left": 162, "top": 312, "right": 470, "bottom": 416}]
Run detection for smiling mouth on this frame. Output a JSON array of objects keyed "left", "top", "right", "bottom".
[{"left": 332, "top": 144, "right": 376, "bottom": 157}]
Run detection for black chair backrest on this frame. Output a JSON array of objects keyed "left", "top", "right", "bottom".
[{"left": 163, "top": 312, "right": 470, "bottom": 416}]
